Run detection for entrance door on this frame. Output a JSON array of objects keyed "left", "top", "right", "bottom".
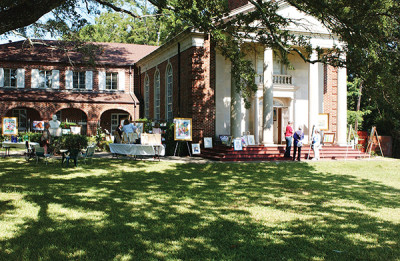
[{"left": 111, "top": 113, "right": 129, "bottom": 133}]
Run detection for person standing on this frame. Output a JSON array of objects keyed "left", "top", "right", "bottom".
[
  {"left": 284, "top": 121, "right": 294, "bottom": 158},
  {"left": 41, "top": 123, "right": 51, "bottom": 154},
  {"left": 312, "top": 129, "right": 322, "bottom": 160},
  {"left": 293, "top": 127, "right": 304, "bottom": 161},
  {"left": 122, "top": 119, "right": 137, "bottom": 134}
]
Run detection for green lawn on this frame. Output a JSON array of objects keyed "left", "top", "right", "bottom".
[{"left": 0, "top": 157, "right": 399, "bottom": 260}]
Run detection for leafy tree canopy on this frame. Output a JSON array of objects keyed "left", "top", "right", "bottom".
[{"left": 1, "top": 0, "right": 400, "bottom": 151}]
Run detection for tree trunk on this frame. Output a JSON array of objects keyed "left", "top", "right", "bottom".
[{"left": 354, "top": 81, "right": 363, "bottom": 131}]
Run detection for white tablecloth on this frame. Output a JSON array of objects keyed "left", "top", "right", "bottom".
[
  {"left": 109, "top": 144, "right": 165, "bottom": 156},
  {"left": 1, "top": 141, "right": 39, "bottom": 149}
]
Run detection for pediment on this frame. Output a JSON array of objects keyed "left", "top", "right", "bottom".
[
  {"left": 229, "top": 1, "right": 332, "bottom": 36},
  {"left": 276, "top": 3, "right": 331, "bottom": 35}
]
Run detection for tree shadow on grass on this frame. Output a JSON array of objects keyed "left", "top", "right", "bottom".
[{"left": 0, "top": 158, "right": 399, "bottom": 260}]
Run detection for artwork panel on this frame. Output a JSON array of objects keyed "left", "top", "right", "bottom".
[
  {"left": 2, "top": 117, "right": 18, "bottom": 135},
  {"left": 204, "top": 137, "right": 213, "bottom": 148},
  {"left": 191, "top": 143, "right": 201, "bottom": 154}
]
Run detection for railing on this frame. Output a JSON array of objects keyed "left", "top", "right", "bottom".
[
  {"left": 273, "top": 74, "right": 292, "bottom": 85},
  {"left": 255, "top": 74, "right": 293, "bottom": 85}
]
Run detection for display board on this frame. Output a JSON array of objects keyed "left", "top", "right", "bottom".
[
  {"left": 141, "top": 133, "right": 162, "bottom": 145},
  {"left": 317, "top": 113, "right": 329, "bottom": 131},
  {"left": 2, "top": 117, "right": 18, "bottom": 135},
  {"left": 174, "top": 118, "right": 192, "bottom": 141}
]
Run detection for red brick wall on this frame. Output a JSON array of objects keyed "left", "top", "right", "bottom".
[
  {"left": 0, "top": 61, "right": 137, "bottom": 135},
  {"left": 323, "top": 64, "right": 338, "bottom": 132},
  {"left": 0, "top": 100, "right": 135, "bottom": 135},
  {"left": 138, "top": 35, "right": 216, "bottom": 142},
  {"left": 191, "top": 36, "right": 215, "bottom": 142}
]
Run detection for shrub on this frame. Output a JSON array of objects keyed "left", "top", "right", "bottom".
[
  {"left": 60, "top": 134, "right": 88, "bottom": 156},
  {"left": 60, "top": 122, "right": 77, "bottom": 129}
]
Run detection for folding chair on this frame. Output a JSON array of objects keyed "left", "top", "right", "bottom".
[
  {"left": 35, "top": 147, "right": 51, "bottom": 165},
  {"left": 81, "top": 145, "right": 96, "bottom": 164}
]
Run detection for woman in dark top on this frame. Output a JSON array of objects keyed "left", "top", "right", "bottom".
[{"left": 293, "top": 127, "right": 304, "bottom": 161}]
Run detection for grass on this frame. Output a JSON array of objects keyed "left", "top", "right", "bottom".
[{"left": 0, "top": 157, "right": 399, "bottom": 260}]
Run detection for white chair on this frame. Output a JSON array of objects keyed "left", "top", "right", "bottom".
[{"left": 81, "top": 145, "right": 96, "bottom": 164}]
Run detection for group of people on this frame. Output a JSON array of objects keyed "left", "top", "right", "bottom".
[
  {"left": 284, "top": 121, "right": 322, "bottom": 161},
  {"left": 114, "top": 119, "right": 140, "bottom": 143}
]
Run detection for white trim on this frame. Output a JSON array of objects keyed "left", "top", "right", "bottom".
[
  {"left": 137, "top": 33, "right": 205, "bottom": 71},
  {"left": 31, "top": 69, "right": 39, "bottom": 89},
  {"left": 17, "top": 69, "right": 25, "bottom": 88},
  {"left": 0, "top": 68, "right": 3, "bottom": 87},
  {"left": 98, "top": 71, "right": 106, "bottom": 91},
  {"left": 85, "top": 71, "right": 93, "bottom": 90},
  {"left": 65, "top": 70, "right": 73, "bottom": 89},
  {"left": 165, "top": 63, "right": 173, "bottom": 121},
  {"left": 118, "top": 71, "right": 125, "bottom": 91},
  {"left": 153, "top": 69, "right": 160, "bottom": 121},
  {"left": 52, "top": 70, "right": 60, "bottom": 89},
  {"left": 144, "top": 74, "right": 150, "bottom": 119}
]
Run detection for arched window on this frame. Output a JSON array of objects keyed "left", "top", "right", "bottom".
[
  {"left": 154, "top": 71, "right": 160, "bottom": 121},
  {"left": 144, "top": 75, "right": 150, "bottom": 119},
  {"left": 165, "top": 64, "right": 173, "bottom": 122}
]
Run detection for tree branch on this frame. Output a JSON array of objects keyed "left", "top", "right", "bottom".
[{"left": 0, "top": 0, "right": 67, "bottom": 35}]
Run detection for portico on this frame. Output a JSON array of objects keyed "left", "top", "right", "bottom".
[{"left": 224, "top": 46, "right": 347, "bottom": 146}]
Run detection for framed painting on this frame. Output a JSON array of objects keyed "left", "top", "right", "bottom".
[
  {"left": 233, "top": 138, "right": 243, "bottom": 151},
  {"left": 317, "top": 113, "right": 329, "bottom": 131},
  {"left": 32, "top": 121, "right": 44, "bottom": 131},
  {"left": 204, "top": 137, "right": 213, "bottom": 148},
  {"left": 2, "top": 117, "right": 18, "bottom": 135},
  {"left": 191, "top": 143, "right": 201, "bottom": 154},
  {"left": 219, "top": 135, "right": 231, "bottom": 146},
  {"left": 247, "top": 135, "right": 255, "bottom": 145},
  {"left": 323, "top": 132, "right": 335, "bottom": 144},
  {"left": 134, "top": 122, "right": 144, "bottom": 135},
  {"left": 241, "top": 136, "right": 248, "bottom": 147},
  {"left": 174, "top": 118, "right": 192, "bottom": 141}
]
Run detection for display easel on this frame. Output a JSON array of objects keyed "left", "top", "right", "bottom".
[
  {"left": 366, "top": 126, "right": 384, "bottom": 158},
  {"left": 345, "top": 124, "right": 363, "bottom": 160},
  {"left": 174, "top": 141, "right": 192, "bottom": 157}
]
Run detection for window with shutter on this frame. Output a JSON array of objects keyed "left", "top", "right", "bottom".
[
  {"left": 38, "top": 70, "right": 52, "bottom": 88},
  {"left": 73, "top": 72, "right": 86, "bottom": 89},
  {"left": 4, "top": 69, "right": 17, "bottom": 88},
  {"left": 106, "top": 72, "right": 118, "bottom": 90}
]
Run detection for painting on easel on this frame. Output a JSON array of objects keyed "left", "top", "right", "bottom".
[{"left": 173, "top": 118, "right": 192, "bottom": 141}]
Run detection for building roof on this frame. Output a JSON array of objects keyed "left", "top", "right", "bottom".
[
  {"left": 0, "top": 89, "right": 139, "bottom": 104},
  {"left": 0, "top": 40, "right": 159, "bottom": 66}
]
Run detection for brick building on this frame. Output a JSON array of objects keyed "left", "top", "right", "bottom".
[
  {"left": 0, "top": 40, "right": 158, "bottom": 135},
  {"left": 136, "top": 1, "right": 348, "bottom": 145}
]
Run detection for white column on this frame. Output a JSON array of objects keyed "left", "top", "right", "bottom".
[
  {"left": 231, "top": 69, "right": 243, "bottom": 139},
  {"left": 308, "top": 50, "right": 319, "bottom": 141},
  {"left": 254, "top": 91, "right": 260, "bottom": 144},
  {"left": 289, "top": 98, "right": 294, "bottom": 122},
  {"left": 337, "top": 53, "right": 347, "bottom": 145},
  {"left": 262, "top": 48, "right": 274, "bottom": 145}
]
